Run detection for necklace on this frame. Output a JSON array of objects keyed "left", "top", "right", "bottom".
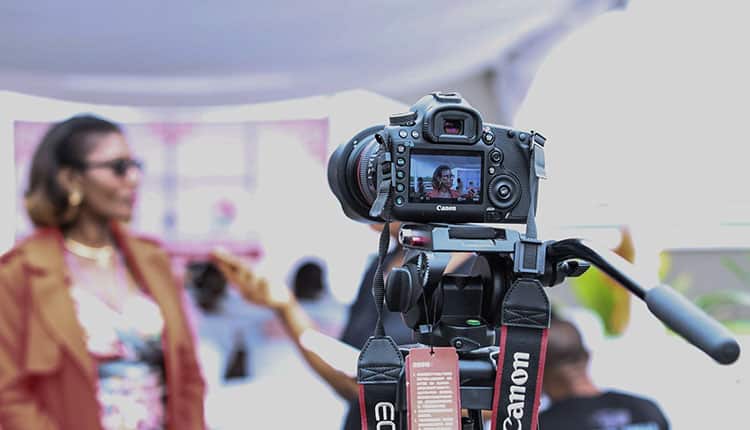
[{"left": 64, "top": 238, "right": 115, "bottom": 268}]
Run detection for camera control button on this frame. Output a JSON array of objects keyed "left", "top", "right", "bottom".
[
  {"left": 396, "top": 183, "right": 405, "bottom": 192},
  {"left": 518, "top": 132, "right": 528, "bottom": 141},
  {"left": 399, "top": 130, "right": 408, "bottom": 138},
  {"left": 488, "top": 167, "right": 496, "bottom": 175},
  {"left": 396, "top": 170, "right": 405, "bottom": 179},
  {"left": 395, "top": 196, "right": 405, "bottom": 206},
  {"left": 397, "top": 144, "right": 406, "bottom": 153},
  {"left": 397, "top": 158, "right": 406, "bottom": 166},
  {"left": 411, "top": 130, "right": 420, "bottom": 139},
  {"left": 489, "top": 174, "right": 521, "bottom": 209},
  {"left": 489, "top": 150, "right": 503, "bottom": 164},
  {"left": 482, "top": 131, "right": 495, "bottom": 145}
]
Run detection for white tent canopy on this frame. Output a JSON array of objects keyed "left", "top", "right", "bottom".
[{"left": 0, "top": 0, "right": 578, "bottom": 106}]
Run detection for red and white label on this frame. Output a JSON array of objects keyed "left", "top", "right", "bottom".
[{"left": 406, "top": 347, "right": 461, "bottom": 429}]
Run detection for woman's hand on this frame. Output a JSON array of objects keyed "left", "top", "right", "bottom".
[{"left": 209, "top": 248, "right": 291, "bottom": 310}]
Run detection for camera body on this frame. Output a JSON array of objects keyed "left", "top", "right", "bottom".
[{"left": 328, "top": 92, "right": 542, "bottom": 224}]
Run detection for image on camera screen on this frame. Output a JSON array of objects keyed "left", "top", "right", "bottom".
[{"left": 408, "top": 152, "right": 482, "bottom": 204}]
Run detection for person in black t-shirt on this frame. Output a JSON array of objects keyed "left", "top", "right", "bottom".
[{"left": 539, "top": 314, "right": 669, "bottom": 430}]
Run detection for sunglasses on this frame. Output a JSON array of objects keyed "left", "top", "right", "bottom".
[{"left": 83, "top": 158, "right": 144, "bottom": 177}]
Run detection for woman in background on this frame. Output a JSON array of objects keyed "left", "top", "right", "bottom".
[{"left": 0, "top": 115, "right": 205, "bottom": 430}]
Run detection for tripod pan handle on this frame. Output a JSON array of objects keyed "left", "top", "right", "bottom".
[{"left": 645, "top": 284, "right": 740, "bottom": 364}]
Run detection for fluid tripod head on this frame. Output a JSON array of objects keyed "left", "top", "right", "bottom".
[{"left": 385, "top": 223, "right": 740, "bottom": 365}]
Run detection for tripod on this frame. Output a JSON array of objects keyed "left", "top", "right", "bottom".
[{"left": 362, "top": 223, "right": 740, "bottom": 430}]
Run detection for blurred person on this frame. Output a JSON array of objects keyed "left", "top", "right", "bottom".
[
  {"left": 291, "top": 260, "right": 325, "bottom": 301},
  {"left": 183, "top": 260, "right": 253, "bottom": 382},
  {"left": 0, "top": 115, "right": 205, "bottom": 430},
  {"left": 540, "top": 313, "right": 669, "bottom": 430},
  {"left": 287, "top": 258, "right": 345, "bottom": 338},
  {"left": 466, "top": 180, "right": 478, "bottom": 199},
  {"left": 186, "top": 260, "right": 228, "bottom": 314},
  {"left": 212, "top": 221, "right": 477, "bottom": 429},
  {"left": 416, "top": 177, "right": 426, "bottom": 197},
  {"left": 426, "top": 165, "right": 460, "bottom": 198}
]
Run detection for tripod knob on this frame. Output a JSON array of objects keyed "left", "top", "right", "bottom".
[
  {"left": 563, "top": 260, "right": 590, "bottom": 277},
  {"left": 385, "top": 267, "right": 413, "bottom": 312}
]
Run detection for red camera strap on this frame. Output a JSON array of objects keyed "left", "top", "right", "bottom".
[{"left": 491, "top": 278, "right": 550, "bottom": 430}]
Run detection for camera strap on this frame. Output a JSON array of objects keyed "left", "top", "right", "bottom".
[
  {"left": 491, "top": 278, "right": 550, "bottom": 430},
  {"left": 359, "top": 199, "right": 405, "bottom": 428},
  {"left": 358, "top": 335, "right": 404, "bottom": 430},
  {"left": 369, "top": 131, "right": 393, "bottom": 221}
]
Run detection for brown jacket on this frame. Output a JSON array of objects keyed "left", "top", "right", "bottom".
[{"left": 0, "top": 226, "right": 205, "bottom": 430}]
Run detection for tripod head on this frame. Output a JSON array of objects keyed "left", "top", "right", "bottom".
[
  {"left": 363, "top": 222, "right": 742, "bottom": 429},
  {"left": 385, "top": 223, "right": 740, "bottom": 364},
  {"left": 385, "top": 223, "right": 585, "bottom": 352}
]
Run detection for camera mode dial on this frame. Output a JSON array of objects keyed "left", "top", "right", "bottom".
[{"left": 390, "top": 111, "right": 418, "bottom": 126}]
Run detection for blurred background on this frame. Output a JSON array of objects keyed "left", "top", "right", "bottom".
[{"left": 1, "top": 0, "right": 748, "bottom": 428}]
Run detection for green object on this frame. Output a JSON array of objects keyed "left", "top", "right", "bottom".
[
  {"left": 569, "top": 227, "right": 635, "bottom": 337},
  {"left": 466, "top": 319, "right": 481, "bottom": 326},
  {"left": 571, "top": 268, "right": 617, "bottom": 335}
]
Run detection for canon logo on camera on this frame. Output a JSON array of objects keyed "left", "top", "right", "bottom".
[{"left": 436, "top": 205, "right": 457, "bottom": 212}]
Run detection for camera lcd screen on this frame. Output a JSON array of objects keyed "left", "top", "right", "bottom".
[{"left": 408, "top": 152, "right": 482, "bottom": 204}]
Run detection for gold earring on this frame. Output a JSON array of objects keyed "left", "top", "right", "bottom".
[{"left": 68, "top": 189, "right": 83, "bottom": 207}]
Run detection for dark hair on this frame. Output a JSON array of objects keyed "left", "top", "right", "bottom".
[
  {"left": 187, "top": 261, "right": 228, "bottom": 313},
  {"left": 292, "top": 261, "right": 326, "bottom": 301},
  {"left": 545, "top": 313, "right": 590, "bottom": 369},
  {"left": 24, "top": 115, "right": 122, "bottom": 227},
  {"left": 431, "top": 164, "right": 452, "bottom": 190}
]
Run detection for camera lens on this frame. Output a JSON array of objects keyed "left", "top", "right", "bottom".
[
  {"left": 443, "top": 119, "right": 463, "bottom": 135},
  {"left": 327, "top": 125, "right": 386, "bottom": 222}
]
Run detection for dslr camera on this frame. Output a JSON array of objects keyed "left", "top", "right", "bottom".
[
  {"left": 328, "top": 91, "right": 544, "bottom": 224},
  {"left": 328, "top": 92, "right": 740, "bottom": 430}
]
